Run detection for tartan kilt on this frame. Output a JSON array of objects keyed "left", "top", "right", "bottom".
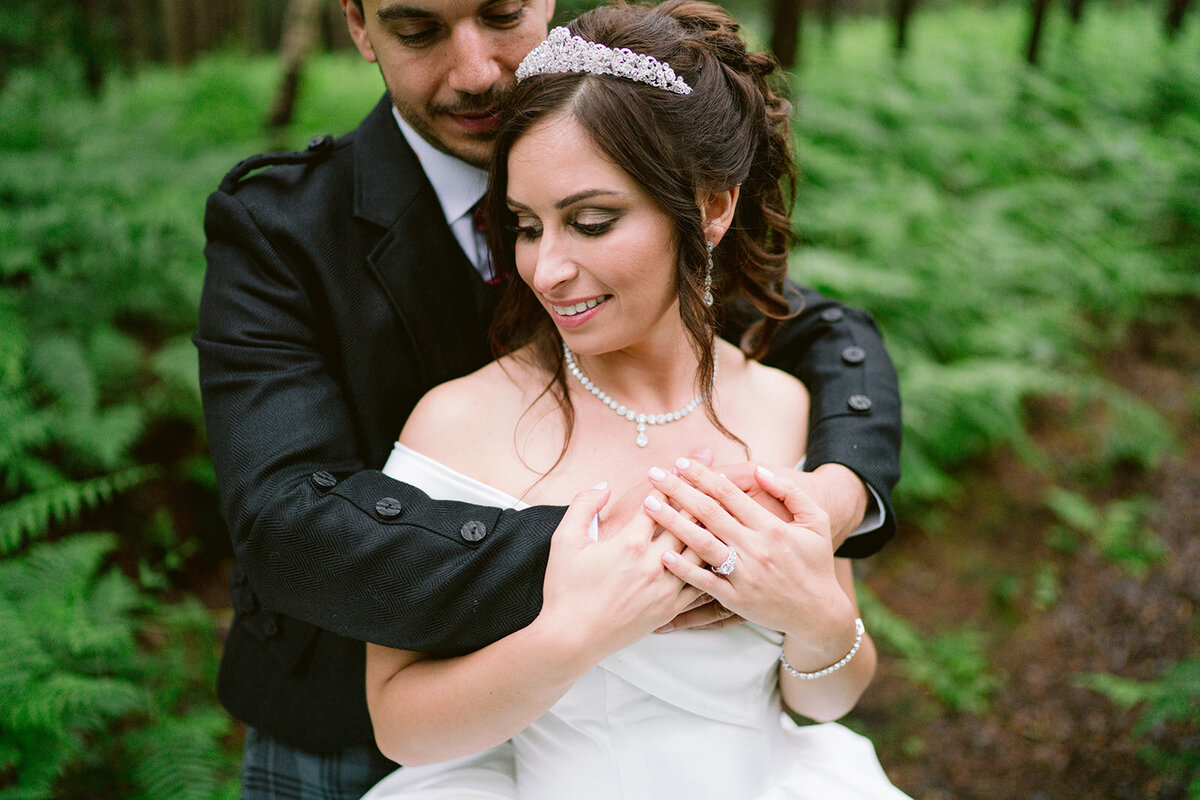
[{"left": 241, "top": 727, "right": 399, "bottom": 800}]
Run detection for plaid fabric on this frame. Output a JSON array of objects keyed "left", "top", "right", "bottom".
[{"left": 241, "top": 727, "right": 398, "bottom": 800}]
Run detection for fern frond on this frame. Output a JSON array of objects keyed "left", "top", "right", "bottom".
[
  {"left": 0, "top": 465, "right": 161, "bottom": 554},
  {"left": 127, "top": 711, "right": 237, "bottom": 800},
  {"left": 7, "top": 672, "right": 145, "bottom": 733}
]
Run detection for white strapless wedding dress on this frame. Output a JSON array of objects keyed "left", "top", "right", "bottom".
[{"left": 363, "top": 444, "right": 909, "bottom": 800}]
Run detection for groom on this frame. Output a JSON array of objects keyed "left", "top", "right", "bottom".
[{"left": 196, "top": 0, "right": 902, "bottom": 797}]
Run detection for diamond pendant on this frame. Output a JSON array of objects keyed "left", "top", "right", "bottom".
[{"left": 636, "top": 431, "right": 649, "bottom": 447}]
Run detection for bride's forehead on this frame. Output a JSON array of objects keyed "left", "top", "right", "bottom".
[{"left": 508, "top": 116, "right": 631, "bottom": 190}]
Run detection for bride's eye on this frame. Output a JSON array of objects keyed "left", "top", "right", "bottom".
[
  {"left": 571, "top": 211, "right": 620, "bottom": 237},
  {"left": 507, "top": 215, "right": 542, "bottom": 239}
]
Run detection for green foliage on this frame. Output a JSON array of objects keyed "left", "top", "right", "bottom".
[
  {"left": 0, "top": 465, "right": 159, "bottom": 554},
  {"left": 858, "top": 587, "right": 1001, "bottom": 715},
  {"left": 0, "top": 534, "right": 237, "bottom": 799},
  {"left": 1077, "top": 656, "right": 1200, "bottom": 797},
  {"left": 0, "top": 2, "right": 1195, "bottom": 794},
  {"left": 792, "top": 4, "right": 1200, "bottom": 509},
  {"left": 1044, "top": 488, "right": 1166, "bottom": 576}
]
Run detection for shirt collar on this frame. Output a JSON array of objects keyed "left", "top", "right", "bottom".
[{"left": 393, "top": 107, "right": 489, "bottom": 225}]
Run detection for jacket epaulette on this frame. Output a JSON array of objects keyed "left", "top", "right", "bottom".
[{"left": 218, "top": 135, "right": 336, "bottom": 194}]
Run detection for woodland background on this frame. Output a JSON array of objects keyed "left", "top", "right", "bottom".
[{"left": 1, "top": 1, "right": 1198, "bottom": 798}]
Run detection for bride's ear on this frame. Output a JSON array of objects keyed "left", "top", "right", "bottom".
[{"left": 698, "top": 186, "right": 740, "bottom": 245}]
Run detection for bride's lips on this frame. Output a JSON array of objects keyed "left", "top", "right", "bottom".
[
  {"left": 450, "top": 109, "right": 500, "bottom": 133},
  {"left": 548, "top": 295, "right": 610, "bottom": 329}
]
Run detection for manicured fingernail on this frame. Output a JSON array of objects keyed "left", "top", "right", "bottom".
[
  {"left": 675, "top": 457, "right": 691, "bottom": 470},
  {"left": 592, "top": 481, "right": 608, "bottom": 490},
  {"left": 662, "top": 551, "right": 678, "bottom": 566},
  {"left": 655, "top": 623, "right": 675, "bottom": 634},
  {"left": 756, "top": 466, "right": 775, "bottom": 479},
  {"left": 644, "top": 495, "right": 662, "bottom": 512},
  {"left": 648, "top": 466, "right": 667, "bottom": 481}
]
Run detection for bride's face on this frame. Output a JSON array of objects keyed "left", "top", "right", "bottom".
[{"left": 506, "top": 113, "right": 680, "bottom": 356}]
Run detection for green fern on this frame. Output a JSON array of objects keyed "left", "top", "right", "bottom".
[
  {"left": 0, "top": 533, "right": 237, "bottom": 799},
  {"left": 1076, "top": 657, "right": 1200, "bottom": 795},
  {"left": 0, "top": 465, "right": 160, "bottom": 554},
  {"left": 857, "top": 586, "right": 1002, "bottom": 715}
]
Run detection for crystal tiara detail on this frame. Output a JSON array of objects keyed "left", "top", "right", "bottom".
[{"left": 515, "top": 26, "right": 693, "bottom": 95}]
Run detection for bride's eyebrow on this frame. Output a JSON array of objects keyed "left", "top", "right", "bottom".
[
  {"left": 506, "top": 190, "right": 626, "bottom": 212},
  {"left": 554, "top": 189, "right": 625, "bottom": 209}
]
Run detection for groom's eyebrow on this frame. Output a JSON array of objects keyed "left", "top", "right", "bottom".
[
  {"left": 554, "top": 189, "right": 624, "bottom": 209},
  {"left": 377, "top": 4, "right": 437, "bottom": 21}
]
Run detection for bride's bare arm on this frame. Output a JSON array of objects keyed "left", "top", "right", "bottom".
[{"left": 365, "top": 485, "right": 699, "bottom": 766}]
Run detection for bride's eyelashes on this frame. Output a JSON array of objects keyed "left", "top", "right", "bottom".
[
  {"left": 507, "top": 222, "right": 543, "bottom": 240},
  {"left": 506, "top": 210, "right": 623, "bottom": 240}
]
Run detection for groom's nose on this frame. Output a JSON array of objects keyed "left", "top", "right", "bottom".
[{"left": 445, "top": 26, "right": 503, "bottom": 95}]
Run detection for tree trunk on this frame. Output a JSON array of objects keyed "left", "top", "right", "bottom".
[
  {"left": 1025, "top": 0, "right": 1052, "bottom": 66},
  {"left": 71, "top": 0, "right": 107, "bottom": 95},
  {"left": 1165, "top": 0, "right": 1192, "bottom": 38},
  {"left": 1068, "top": 0, "right": 1086, "bottom": 25},
  {"left": 893, "top": 0, "right": 917, "bottom": 55},
  {"left": 770, "top": 0, "right": 804, "bottom": 71},
  {"left": 819, "top": 0, "right": 836, "bottom": 45},
  {"left": 267, "top": 0, "right": 322, "bottom": 130}
]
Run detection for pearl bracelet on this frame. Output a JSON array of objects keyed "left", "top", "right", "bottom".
[{"left": 779, "top": 618, "right": 866, "bottom": 680}]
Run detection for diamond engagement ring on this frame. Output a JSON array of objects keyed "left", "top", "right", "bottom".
[{"left": 712, "top": 546, "right": 738, "bottom": 576}]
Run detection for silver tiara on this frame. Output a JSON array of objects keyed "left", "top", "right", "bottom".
[{"left": 516, "top": 26, "right": 692, "bottom": 95}]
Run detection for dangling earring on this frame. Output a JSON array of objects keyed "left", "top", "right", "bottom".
[{"left": 703, "top": 240, "right": 715, "bottom": 307}]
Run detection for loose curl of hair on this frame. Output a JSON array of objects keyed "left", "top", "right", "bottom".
[{"left": 486, "top": 0, "right": 798, "bottom": 456}]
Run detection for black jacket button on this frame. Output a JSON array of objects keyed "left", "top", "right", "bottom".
[
  {"left": 460, "top": 520, "right": 487, "bottom": 542},
  {"left": 848, "top": 394, "right": 873, "bottom": 412},
  {"left": 842, "top": 346, "right": 866, "bottom": 365},
  {"left": 376, "top": 497, "right": 403, "bottom": 517},
  {"left": 820, "top": 307, "right": 845, "bottom": 323},
  {"left": 262, "top": 616, "right": 279, "bottom": 637},
  {"left": 310, "top": 470, "right": 337, "bottom": 490}
]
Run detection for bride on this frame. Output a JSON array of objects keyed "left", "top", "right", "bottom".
[{"left": 363, "top": 2, "right": 908, "bottom": 797}]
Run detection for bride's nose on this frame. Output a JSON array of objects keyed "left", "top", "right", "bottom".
[{"left": 529, "top": 237, "right": 580, "bottom": 295}]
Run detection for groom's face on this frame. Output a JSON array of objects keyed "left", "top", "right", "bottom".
[{"left": 343, "top": 0, "right": 556, "bottom": 168}]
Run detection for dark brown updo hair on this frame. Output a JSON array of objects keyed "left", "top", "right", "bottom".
[{"left": 486, "top": 0, "right": 797, "bottom": 448}]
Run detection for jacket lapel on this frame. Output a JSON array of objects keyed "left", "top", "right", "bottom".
[{"left": 353, "top": 97, "right": 494, "bottom": 386}]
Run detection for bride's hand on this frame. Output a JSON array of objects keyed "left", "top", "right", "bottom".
[
  {"left": 642, "top": 460, "right": 855, "bottom": 644},
  {"left": 535, "top": 484, "right": 702, "bottom": 665}
]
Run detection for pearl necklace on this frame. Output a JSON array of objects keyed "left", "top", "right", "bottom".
[{"left": 561, "top": 340, "right": 718, "bottom": 448}]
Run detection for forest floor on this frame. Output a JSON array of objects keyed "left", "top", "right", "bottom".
[{"left": 859, "top": 300, "right": 1200, "bottom": 800}]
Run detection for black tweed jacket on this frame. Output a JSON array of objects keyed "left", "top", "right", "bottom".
[{"left": 196, "top": 96, "right": 901, "bottom": 753}]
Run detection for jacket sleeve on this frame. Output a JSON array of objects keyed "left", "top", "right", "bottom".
[
  {"left": 756, "top": 282, "right": 902, "bottom": 557},
  {"left": 196, "top": 187, "right": 564, "bottom": 657}
]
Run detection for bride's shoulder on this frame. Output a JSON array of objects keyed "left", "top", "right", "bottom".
[
  {"left": 726, "top": 351, "right": 810, "bottom": 463},
  {"left": 745, "top": 359, "right": 809, "bottom": 412},
  {"left": 719, "top": 341, "right": 809, "bottom": 414},
  {"left": 398, "top": 353, "right": 547, "bottom": 463}
]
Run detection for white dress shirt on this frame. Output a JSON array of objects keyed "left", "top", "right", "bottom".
[{"left": 394, "top": 109, "right": 493, "bottom": 280}]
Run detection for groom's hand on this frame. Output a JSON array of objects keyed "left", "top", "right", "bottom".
[{"left": 658, "top": 594, "right": 743, "bottom": 632}]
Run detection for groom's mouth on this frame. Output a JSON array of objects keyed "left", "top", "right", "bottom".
[{"left": 450, "top": 109, "right": 500, "bottom": 133}]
